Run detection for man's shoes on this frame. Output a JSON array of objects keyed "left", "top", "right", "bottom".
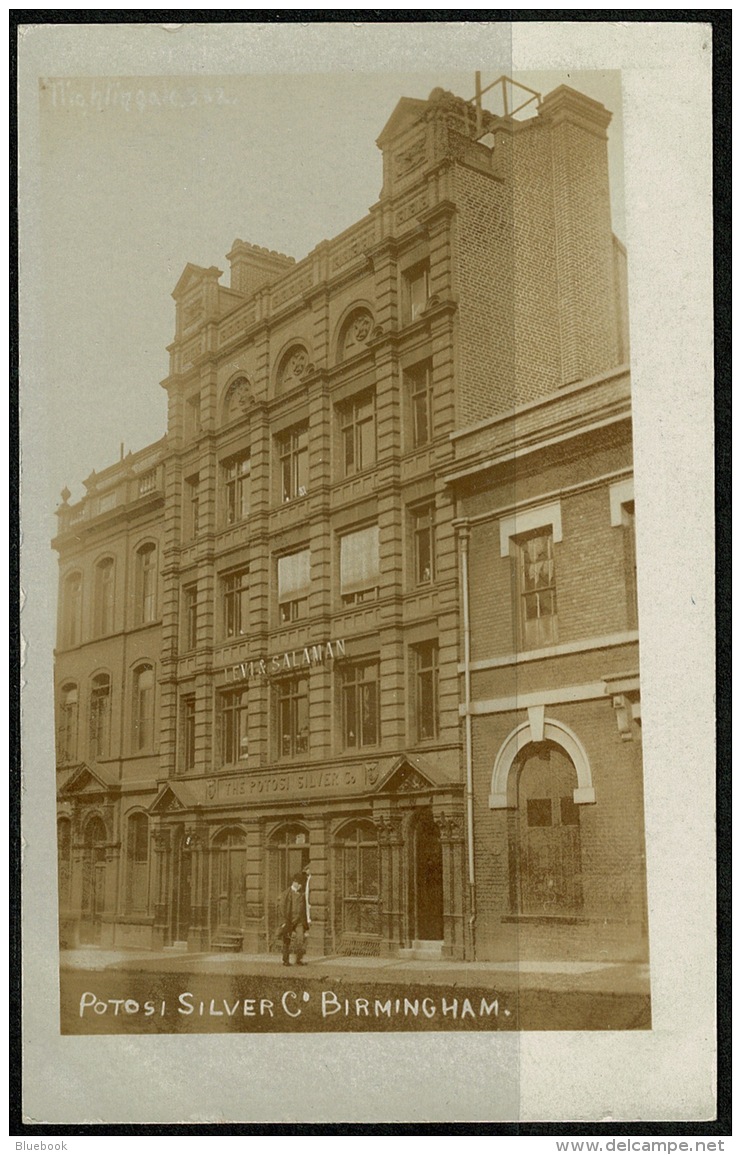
[
  {"left": 282, "top": 961, "right": 291, "bottom": 967},
  {"left": 295, "top": 959, "right": 307, "bottom": 966}
]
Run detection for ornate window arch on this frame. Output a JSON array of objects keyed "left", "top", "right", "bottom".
[
  {"left": 221, "top": 375, "right": 254, "bottom": 425},
  {"left": 336, "top": 306, "right": 374, "bottom": 363},
  {"left": 276, "top": 343, "right": 310, "bottom": 393},
  {"left": 489, "top": 710, "right": 595, "bottom": 809}
]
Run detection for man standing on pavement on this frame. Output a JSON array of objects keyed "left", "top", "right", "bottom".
[{"left": 279, "top": 871, "right": 310, "bottom": 966}]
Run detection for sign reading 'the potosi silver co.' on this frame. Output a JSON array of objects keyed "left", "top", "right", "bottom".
[{"left": 222, "top": 638, "right": 347, "bottom": 685}]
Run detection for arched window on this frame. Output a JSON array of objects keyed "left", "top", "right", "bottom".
[
  {"left": 57, "top": 817, "right": 72, "bottom": 909},
  {"left": 57, "top": 682, "right": 78, "bottom": 764},
  {"left": 125, "top": 812, "right": 150, "bottom": 914},
  {"left": 508, "top": 740, "right": 583, "bottom": 916},
  {"left": 136, "top": 543, "right": 157, "bottom": 624},
  {"left": 62, "top": 572, "right": 83, "bottom": 648},
  {"left": 89, "top": 673, "right": 111, "bottom": 761},
  {"left": 132, "top": 664, "right": 155, "bottom": 752},
  {"left": 337, "top": 821, "right": 380, "bottom": 937},
  {"left": 94, "top": 557, "right": 115, "bottom": 636}
]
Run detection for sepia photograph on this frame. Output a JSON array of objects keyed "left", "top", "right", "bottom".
[{"left": 18, "top": 19, "right": 716, "bottom": 1125}]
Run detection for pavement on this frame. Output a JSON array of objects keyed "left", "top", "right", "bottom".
[{"left": 60, "top": 946, "right": 650, "bottom": 998}]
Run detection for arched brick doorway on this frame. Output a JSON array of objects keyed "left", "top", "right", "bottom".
[{"left": 509, "top": 740, "right": 583, "bottom": 916}]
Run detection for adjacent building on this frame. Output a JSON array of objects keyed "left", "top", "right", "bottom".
[{"left": 54, "top": 78, "right": 646, "bottom": 963}]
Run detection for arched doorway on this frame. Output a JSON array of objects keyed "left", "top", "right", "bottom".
[
  {"left": 211, "top": 827, "right": 247, "bottom": 934},
  {"left": 509, "top": 740, "right": 583, "bottom": 915},
  {"left": 80, "top": 816, "right": 106, "bottom": 944},
  {"left": 266, "top": 824, "right": 310, "bottom": 945},
  {"left": 169, "top": 827, "right": 191, "bottom": 945},
  {"left": 410, "top": 808, "right": 443, "bottom": 941}
]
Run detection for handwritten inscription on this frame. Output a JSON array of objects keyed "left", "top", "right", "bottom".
[
  {"left": 78, "top": 989, "right": 502, "bottom": 1021},
  {"left": 41, "top": 78, "right": 238, "bottom": 115}
]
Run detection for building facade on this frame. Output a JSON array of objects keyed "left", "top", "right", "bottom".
[{"left": 54, "top": 79, "right": 644, "bottom": 963}]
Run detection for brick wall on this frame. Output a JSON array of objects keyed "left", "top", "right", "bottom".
[{"left": 454, "top": 164, "right": 514, "bottom": 424}]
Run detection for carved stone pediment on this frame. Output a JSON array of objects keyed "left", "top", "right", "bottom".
[
  {"left": 149, "top": 785, "right": 185, "bottom": 815},
  {"left": 58, "top": 764, "right": 117, "bottom": 799},
  {"left": 149, "top": 781, "right": 200, "bottom": 815},
  {"left": 381, "top": 760, "right": 434, "bottom": 795}
]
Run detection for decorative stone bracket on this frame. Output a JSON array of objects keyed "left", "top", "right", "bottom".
[{"left": 602, "top": 673, "right": 641, "bottom": 742}]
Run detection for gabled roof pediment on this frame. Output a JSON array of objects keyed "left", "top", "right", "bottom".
[
  {"left": 373, "top": 753, "right": 455, "bottom": 795},
  {"left": 376, "top": 97, "right": 428, "bottom": 147},
  {"left": 58, "top": 763, "right": 118, "bottom": 799},
  {"left": 172, "top": 263, "right": 223, "bottom": 300},
  {"left": 149, "top": 781, "right": 200, "bottom": 815}
]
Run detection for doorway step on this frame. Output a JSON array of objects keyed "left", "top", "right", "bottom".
[
  {"left": 211, "top": 929, "right": 244, "bottom": 953},
  {"left": 163, "top": 941, "right": 189, "bottom": 954},
  {"left": 398, "top": 939, "right": 444, "bottom": 962}
]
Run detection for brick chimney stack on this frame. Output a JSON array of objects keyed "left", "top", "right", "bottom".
[
  {"left": 226, "top": 240, "right": 295, "bottom": 297},
  {"left": 536, "top": 86, "right": 619, "bottom": 385}
]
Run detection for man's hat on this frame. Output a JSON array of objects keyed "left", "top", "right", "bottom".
[{"left": 291, "top": 872, "right": 305, "bottom": 884}]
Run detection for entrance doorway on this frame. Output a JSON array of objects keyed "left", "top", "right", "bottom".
[
  {"left": 211, "top": 827, "right": 246, "bottom": 933},
  {"left": 266, "top": 824, "right": 310, "bottom": 945},
  {"left": 510, "top": 741, "right": 583, "bottom": 915},
  {"left": 411, "top": 807, "right": 443, "bottom": 941},
  {"left": 170, "top": 827, "right": 191, "bottom": 944},
  {"left": 80, "top": 816, "right": 106, "bottom": 944}
]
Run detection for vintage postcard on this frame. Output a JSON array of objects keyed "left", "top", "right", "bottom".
[{"left": 18, "top": 20, "right": 715, "bottom": 1124}]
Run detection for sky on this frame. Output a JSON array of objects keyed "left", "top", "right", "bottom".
[{"left": 34, "top": 67, "right": 624, "bottom": 512}]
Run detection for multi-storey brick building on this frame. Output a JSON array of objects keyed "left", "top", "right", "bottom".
[{"left": 54, "top": 78, "right": 644, "bottom": 963}]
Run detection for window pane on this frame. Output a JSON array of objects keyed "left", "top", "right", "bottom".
[
  {"left": 527, "top": 798, "right": 553, "bottom": 827},
  {"left": 560, "top": 796, "right": 580, "bottom": 827},
  {"left": 278, "top": 550, "right": 311, "bottom": 599},
  {"left": 415, "top": 643, "right": 439, "bottom": 741},
  {"left": 359, "top": 413, "right": 376, "bottom": 469},
  {"left": 344, "top": 848, "right": 359, "bottom": 895},
  {"left": 360, "top": 845, "right": 379, "bottom": 896},
  {"left": 134, "top": 667, "right": 154, "bottom": 750},
  {"left": 343, "top": 424, "right": 354, "bottom": 473},
  {"left": 413, "top": 389, "right": 429, "bottom": 446},
  {"left": 296, "top": 689, "right": 308, "bottom": 753},
  {"left": 360, "top": 680, "right": 378, "bottom": 745},
  {"left": 343, "top": 681, "right": 358, "bottom": 747},
  {"left": 340, "top": 526, "right": 380, "bottom": 593}
]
